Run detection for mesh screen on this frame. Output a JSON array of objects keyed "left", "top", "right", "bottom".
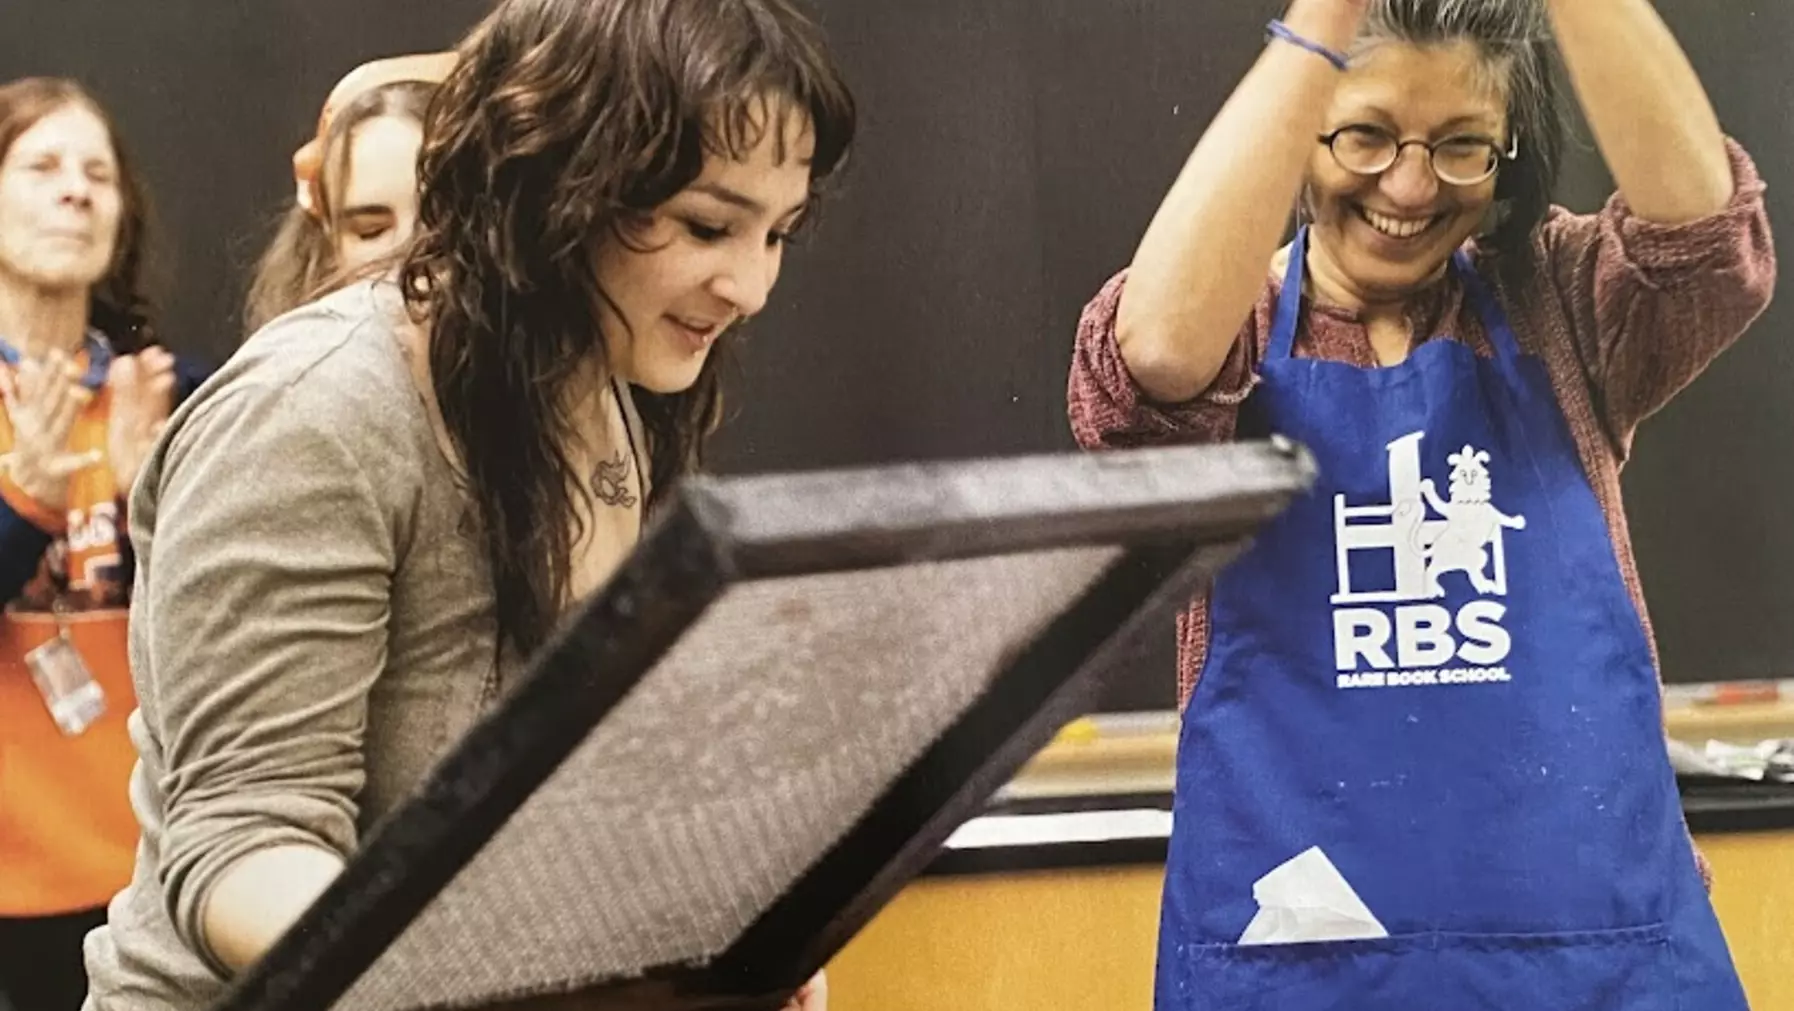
[{"left": 339, "top": 544, "right": 1123, "bottom": 1010}]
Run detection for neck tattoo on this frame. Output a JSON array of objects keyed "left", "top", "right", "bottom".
[{"left": 592, "top": 450, "right": 637, "bottom": 509}]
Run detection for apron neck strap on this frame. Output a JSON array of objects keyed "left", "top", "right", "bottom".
[
  {"left": 1268, "top": 227, "right": 1522, "bottom": 367},
  {"left": 1267, "top": 227, "right": 1311, "bottom": 362},
  {"left": 1452, "top": 249, "right": 1523, "bottom": 366}
]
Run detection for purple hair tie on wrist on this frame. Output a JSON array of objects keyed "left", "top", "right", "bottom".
[{"left": 1266, "top": 19, "right": 1351, "bottom": 71}]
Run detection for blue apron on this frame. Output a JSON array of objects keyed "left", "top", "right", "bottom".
[{"left": 1156, "top": 227, "right": 1747, "bottom": 1010}]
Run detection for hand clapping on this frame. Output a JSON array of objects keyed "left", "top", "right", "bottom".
[
  {"left": 0, "top": 349, "right": 101, "bottom": 512},
  {"left": 105, "top": 346, "right": 177, "bottom": 498}
]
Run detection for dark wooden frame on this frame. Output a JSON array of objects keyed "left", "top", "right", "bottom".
[{"left": 209, "top": 441, "right": 1314, "bottom": 1011}]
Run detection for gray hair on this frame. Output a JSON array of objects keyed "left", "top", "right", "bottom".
[{"left": 1356, "top": 0, "right": 1566, "bottom": 264}]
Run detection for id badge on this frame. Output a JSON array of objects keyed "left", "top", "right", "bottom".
[{"left": 26, "top": 634, "right": 107, "bottom": 736}]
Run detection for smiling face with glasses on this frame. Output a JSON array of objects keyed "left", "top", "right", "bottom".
[
  {"left": 1322, "top": 126, "right": 1518, "bottom": 187},
  {"left": 1303, "top": 40, "right": 1517, "bottom": 303}
]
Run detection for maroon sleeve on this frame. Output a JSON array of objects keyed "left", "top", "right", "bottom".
[
  {"left": 1066, "top": 269, "right": 1268, "bottom": 451},
  {"left": 1538, "top": 138, "right": 1776, "bottom": 458}
]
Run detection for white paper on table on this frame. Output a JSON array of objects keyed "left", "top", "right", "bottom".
[{"left": 1237, "top": 846, "right": 1390, "bottom": 945}]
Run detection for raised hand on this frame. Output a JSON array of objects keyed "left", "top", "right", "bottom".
[
  {"left": 1545, "top": 0, "right": 1732, "bottom": 224},
  {"left": 0, "top": 350, "right": 101, "bottom": 513},
  {"left": 106, "top": 346, "right": 177, "bottom": 497}
]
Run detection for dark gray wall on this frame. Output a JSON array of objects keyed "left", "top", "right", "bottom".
[
  {"left": 5, "top": 1, "right": 1789, "bottom": 710},
  {"left": 2, "top": 0, "right": 491, "bottom": 351}
]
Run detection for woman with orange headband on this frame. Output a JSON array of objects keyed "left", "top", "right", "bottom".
[{"left": 242, "top": 53, "right": 453, "bottom": 333}]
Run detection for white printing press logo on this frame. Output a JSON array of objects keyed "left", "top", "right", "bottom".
[{"left": 1332, "top": 432, "right": 1525, "bottom": 690}]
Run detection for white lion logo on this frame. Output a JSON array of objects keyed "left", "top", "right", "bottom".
[{"left": 1416, "top": 445, "right": 1527, "bottom": 597}]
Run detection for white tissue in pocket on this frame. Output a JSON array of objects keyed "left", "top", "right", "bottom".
[{"left": 1237, "top": 845, "right": 1390, "bottom": 945}]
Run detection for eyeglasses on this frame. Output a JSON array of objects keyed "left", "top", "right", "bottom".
[{"left": 1318, "top": 125, "right": 1520, "bottom": 186}]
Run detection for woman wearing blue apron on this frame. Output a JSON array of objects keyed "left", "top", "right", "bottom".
[{"left": 1068, "top": 0, "right": 1775, "bottom": 1007}]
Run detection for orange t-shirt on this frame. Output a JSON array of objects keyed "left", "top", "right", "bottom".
[{"left": 0, "top": 378, "right": 140, "bottom": 916}]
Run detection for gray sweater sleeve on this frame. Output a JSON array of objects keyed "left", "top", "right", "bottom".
[{"left": 136, "top": 374, "right": 400, "bottom": 971}]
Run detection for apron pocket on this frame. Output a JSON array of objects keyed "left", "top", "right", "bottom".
[{"left": 1165, "top": 923, "right": 1671, "bottom": 1011}]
